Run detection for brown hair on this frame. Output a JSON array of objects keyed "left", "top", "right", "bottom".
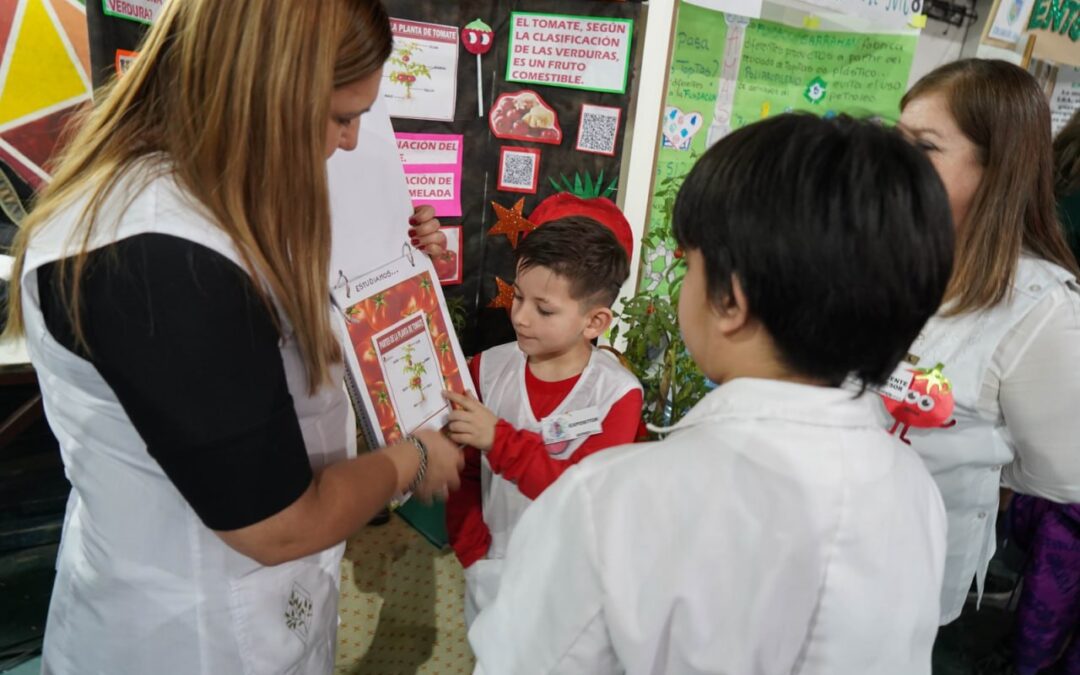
[
  {"left": 902, "top": 59, "right": 1079, "bottom": 315},
  {"left": 516, "top": 216, "right": 630, "bottom": 308},
  {"left": 6, "top": 0, "right": 392, "bottom": 393},
  {"left": 1055, "top": 109, "right": 1080, "bottom": 197}
]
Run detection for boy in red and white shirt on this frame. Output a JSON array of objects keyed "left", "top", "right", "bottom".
[{"left": 444, "top": 216, "right": 642, "bottom": 624}]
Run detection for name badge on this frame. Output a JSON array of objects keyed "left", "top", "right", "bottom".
[
  {"left": 874, "top": 364, "right": 915, "bottom": 402},
  {"left": 541, "top": 407, "right": 603, "bottom": 445}
]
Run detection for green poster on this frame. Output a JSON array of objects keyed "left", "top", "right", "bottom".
[
  {"left": 730, "top": 21, "right": 916, "bottom": 128},
  {"left": 641, "top": 2, "right": 916, "bottom": 293},
  {"left": 642, "top": 2, "right": 726, "bottom": 290}
]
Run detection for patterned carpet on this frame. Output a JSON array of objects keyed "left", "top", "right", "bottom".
[{"left": 335, "top": 515, "right": 475, "bottom": 674}]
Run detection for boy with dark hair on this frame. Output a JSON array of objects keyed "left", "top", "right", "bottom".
[
  {"left": 444, "top": 216, "right": 642, "bottom": 625},
  {"left": 469, "top": 114, "right": 954, "bottom": 674}
]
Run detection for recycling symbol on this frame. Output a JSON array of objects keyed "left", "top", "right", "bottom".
[{"left": 804, "top": 76, "right": 828, "bottom": 105}]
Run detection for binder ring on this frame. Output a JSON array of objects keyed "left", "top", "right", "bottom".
[
  {"left": 402, "top": 243, "right": 416, "bottom": 267},
  {"left": 336, "top": 270, "right": 350, "bottom": 298}
]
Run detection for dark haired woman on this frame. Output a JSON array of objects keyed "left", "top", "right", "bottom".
[{"left": 894, "top": 59, "right": 1080, "bottom": 673}]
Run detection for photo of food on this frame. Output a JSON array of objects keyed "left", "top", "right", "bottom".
[{"left": 488, "top": 89, "right": 563, "bottom": 145}]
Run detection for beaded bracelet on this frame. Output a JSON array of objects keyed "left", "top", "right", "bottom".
[{"left": 405, "top": 434, "right": 428, "bottom": 493}]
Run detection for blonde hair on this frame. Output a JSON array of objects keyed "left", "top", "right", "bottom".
[
  {"left": 903, "top": 59, "right": 1080, "bottom": 316},
  {"left": 6, "top": 0, "right": 392, "bottom": 392}
]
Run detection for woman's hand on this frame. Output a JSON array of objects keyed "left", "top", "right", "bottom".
[
  {"left": 410, "top": 428, "right": 464, "bottom": 502},
  {"left": 409, "top": 205, "right": 448, "bottom": 258}
]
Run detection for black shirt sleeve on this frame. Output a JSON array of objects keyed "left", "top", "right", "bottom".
[{"left": 37, "top": 233, "right": 314, "bottom": 531}]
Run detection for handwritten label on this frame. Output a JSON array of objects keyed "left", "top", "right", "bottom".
[{"left": 506, "top": 12, "right": 634, "bottom": 93}]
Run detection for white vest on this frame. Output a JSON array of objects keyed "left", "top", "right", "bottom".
[
  {"left": 478, "top": 342, "right": 640, "bottom": 559},
  {"left": 463, "top": 343, "right": 639, "bottom": 624},
  {"left": 872, "top": 256, "right": 1078, "bottom": 624},
  {"left": 23, "top": 170, "right": 355, "bottom": 675}
]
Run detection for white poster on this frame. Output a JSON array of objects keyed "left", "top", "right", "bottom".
[
  {"left": 684, "top": 0, "right": 763, "bottom": 19},
  {"left": 794, "top": 0, "right": 924, "bottom": 31},
  {"left": 384, "top": 19, "right": 459, "bottom": 121},
  {"left": 988, "top": 0, "right": 1034, "bottom": 44},
  {"left": 506, "top": 12, "right": 634, "bottom": 94},
  {"left": 102, "top": 0, "right": 163, "bottom": 24},
  {"left": 1052, "top": 67, "right": 1080, "bottom": 137},
  {"left": 373, "top": 313, "right": 446, "bottom": 434}
]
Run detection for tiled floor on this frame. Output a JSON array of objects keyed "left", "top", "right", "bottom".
[{"left": 0, "top": 516, "right": 474, "bottom": 675}]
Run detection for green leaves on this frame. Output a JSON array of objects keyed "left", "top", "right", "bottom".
[
  {"left": 446, "top": 295, "right": 469, "bottom": 335},
  {"left": 549, "top": 170, "right": 619, "bottom": 199},
  {"left": 614, "top": 288, "right": 708, "bottom": 438}
]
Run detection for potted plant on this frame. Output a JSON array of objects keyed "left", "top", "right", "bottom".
[{"left": 609, "top": 170, "right": 710, "bottom": 438}]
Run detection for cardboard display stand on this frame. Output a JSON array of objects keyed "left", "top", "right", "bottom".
[
  {"left": 385, "top": 1, "right": 644, "bottom": 355},
  {"left": 85, "top": 1, "right": 645, "bottom": 357}
]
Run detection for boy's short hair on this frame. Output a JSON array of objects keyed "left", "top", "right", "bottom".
[
  {"left": 673, "top": 113, "right": 954, "bottom": 387},
  {"left": 516, "top": 216, "right": 629, "bottom": 308}
]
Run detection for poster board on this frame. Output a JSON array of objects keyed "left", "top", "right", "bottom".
[
  {"left": 1022, "top": 0, "right": 1080, "bottom": 66},
  {"left": 642, "top": 0, "right": 917, "bottom": 292},
  {"left": 980, "top": 0, "right": 1035, "bottom": 48},
  {"left": 1052, "top": 66, "right": 1080, "bottom": 135},
  {"left": 0, "top": 0, "right": 93, "bottom": 188},
  {"left": 384, "top": 0, "right": 644, "bottom": 355},
  {"left": 82, "top": 1, "right": 644, "bottom": 356},
  {"left": 383, "top": 19, "right": 460, "bottom": 121}
]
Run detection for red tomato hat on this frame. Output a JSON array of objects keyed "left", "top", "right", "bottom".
[{"left": 527, "top": 192, "right": 635, "bottom": 260}]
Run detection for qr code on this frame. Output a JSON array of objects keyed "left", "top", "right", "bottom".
[
  {"left": 115, "top": 50, "right": 138, "bottom": 76},
  {"left": 500, "top": 149, "right": 538, "bottom": 192},
  {"left": 576, "top": 105, "right": 620, "bottom": 155}
]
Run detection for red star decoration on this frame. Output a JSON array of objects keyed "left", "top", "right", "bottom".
[
  {"left": 488, "top": 198, "right": 536, "bottom": 248},
  {"left": 487, "top": 276, "right": 515, "bottom": 315}
]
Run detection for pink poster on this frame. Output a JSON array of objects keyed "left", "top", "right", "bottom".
[{"left": 395, "top": 132, "right": 464, "bottom": 218}]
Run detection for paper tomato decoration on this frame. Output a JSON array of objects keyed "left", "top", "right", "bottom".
[
  {"left": 489, "top": 90, "right": 562, "bottom": 145},
  {"left": 462, "top": 18, "right": 494, "bottom": 117},
  {"left": 462, "top": 18, "right": 494, "bottom": 55},
  {"left": 528, "top": 173, "right": 632, "bottom": 259},
  {"left": 883, "top": 363, "right": 957, "bottom": 445}
]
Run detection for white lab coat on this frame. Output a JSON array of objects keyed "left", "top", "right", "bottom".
[
  {"left": 869, "top": 255, "right": 1080, "bottom": 623},
  {"left": 470, "top": 378, "right": 947, "bottom": 675},
  {"left": 22, "top": 168, "right": 355, "bottom": 674}
]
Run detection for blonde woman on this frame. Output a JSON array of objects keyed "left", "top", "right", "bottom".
[
  {"left": 895, "top": 59, "right": 1080, "bottom": 671},
  {"left": 5, "top": 1, "right": 462, "bottom": 673}
]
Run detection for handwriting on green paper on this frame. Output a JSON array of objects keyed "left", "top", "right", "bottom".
[{"left": 731, "top": 21, "right": 915, "bottom": 127}]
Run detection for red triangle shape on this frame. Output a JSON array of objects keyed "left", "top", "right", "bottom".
[
  {"left": 0, "top": 1, "right": 19, "bottom": 61},
  {"left": 0, "top": 104, "right": 82, "bottom": 177},
  {"left": 0, "top": 143, "right": 43, "bottom": 190}
]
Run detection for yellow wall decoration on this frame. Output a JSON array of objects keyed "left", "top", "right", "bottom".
[{"left": 0, "top": 0, "right": 91, "bottom": 188}]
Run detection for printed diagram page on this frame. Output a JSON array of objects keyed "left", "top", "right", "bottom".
[
  {"left": 373, "top": 312, "right": 445, "bottom": 434},
  {"left": 334, "top": 253, "right": 474, "bottom": 447}
]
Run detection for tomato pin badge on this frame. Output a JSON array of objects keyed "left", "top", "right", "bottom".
[
  {"left": 462, "top": 18, "right": 494, "bottom": 117},
  {"left": 883, "top": 363, "right": 957, "bottom": 445}
]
